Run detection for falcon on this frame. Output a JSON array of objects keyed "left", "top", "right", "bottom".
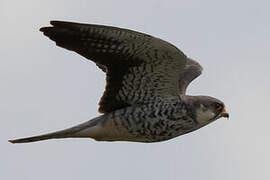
[{"left": 9, "top": 21, "right": 229, "bottom": 143}]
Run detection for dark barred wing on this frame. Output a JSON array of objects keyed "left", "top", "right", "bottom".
[{"left": 40, "top": 21, "right": 187, "bottom": 113}]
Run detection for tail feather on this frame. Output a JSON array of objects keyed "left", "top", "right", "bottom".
[
  {"left": 9, "top": 117, "right": 101, "bottom": 144},
  {"left": 9, "top": 128, "right": 76, "bottom": 143}
]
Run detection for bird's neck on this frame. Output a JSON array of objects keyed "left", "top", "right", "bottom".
[
  {"left": 180, "top": 95, "right": 198, "bottom": 105},
  {"left": 179, "top": 95, "right": 199, "bottom": 120}
]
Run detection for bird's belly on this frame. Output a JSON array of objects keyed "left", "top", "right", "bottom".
[
  {"left": 91, "top": 118, "right": 195, "bottom": 143},
  {"left": 79, "top": 103, "right": 197, "bottom": 142}
]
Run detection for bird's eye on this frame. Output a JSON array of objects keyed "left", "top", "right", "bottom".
[{"left": 214, "top": 103, "right": 223, "bottom": 110}]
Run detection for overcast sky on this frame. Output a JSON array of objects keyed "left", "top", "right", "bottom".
[{"left": 1, "top": 0, "right": 270, "bottom": 179}]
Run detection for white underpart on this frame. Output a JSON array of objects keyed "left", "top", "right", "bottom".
[
  {"left": 196, "top": 104, "right": 216, "bottom": 125},
  {"left": 73, "top": 125, "right": 103, "bottom": 138},
  {"left": 72, "top": 119, "right": 134, "bottom": 141},
  {"left": 72, "top": 124, "right": 121, "bottom": 141}
]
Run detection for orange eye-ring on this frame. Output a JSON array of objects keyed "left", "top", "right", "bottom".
[{"left": 215, "top": 103, "right": 223, "bottom": 110}]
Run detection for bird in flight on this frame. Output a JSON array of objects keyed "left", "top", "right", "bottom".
[{"left": 9, "top": 21, "right": 229, "bottom": 144}]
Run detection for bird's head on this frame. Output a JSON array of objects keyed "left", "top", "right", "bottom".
[{"left": 182, "top": 95, "right": 229, "bottom": 126}]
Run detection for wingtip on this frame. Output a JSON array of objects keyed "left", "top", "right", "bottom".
[
  {"left": 186, "top": 58, "right": 203, "bottom": 72},
  {"left": 50, "top": 20, "right": 73, "bottom": 27},
  {"left": 39, "top": 20, "right": 60, "bottom": 32},
  {"left": 39, "top": 27, "right": 46, "bottom": 32},
  {"left": 50, "top": 20, "right": 60, "bottom": 25}
]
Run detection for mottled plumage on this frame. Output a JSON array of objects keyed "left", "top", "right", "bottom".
[{"left": 9, "top": 21, "right": 228, "bottom": 144}]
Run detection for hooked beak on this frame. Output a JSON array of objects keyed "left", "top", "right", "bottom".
[{"left": 220, "top": 108, "right": 229, "bottom": 118}]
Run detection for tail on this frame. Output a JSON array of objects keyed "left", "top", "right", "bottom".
[{"left": 9, "top": 117, "right": 101, "bottom": 144}]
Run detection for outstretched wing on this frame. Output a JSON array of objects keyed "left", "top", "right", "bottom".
[
  {"left": 178, "top": 58, "right": 203, "bottom": 95},
  {"left": 40, "top": 21, "right": 187, "bottom": 113}
]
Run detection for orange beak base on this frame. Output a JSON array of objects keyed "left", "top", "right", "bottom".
[{"left": 220, "top": 108, "right": 229, "bottom": 118}]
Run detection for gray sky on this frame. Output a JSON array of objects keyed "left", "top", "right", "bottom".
[{"left": 1, "top": 0, "right": 270, "bottom": 179}]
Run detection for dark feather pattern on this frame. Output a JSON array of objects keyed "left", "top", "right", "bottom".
[
  {"left": 8, "top": 21, "right": 228, "bottom": 144},
  {"left": 40, "top": 21, "right": 187, "bottom": 113}
]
